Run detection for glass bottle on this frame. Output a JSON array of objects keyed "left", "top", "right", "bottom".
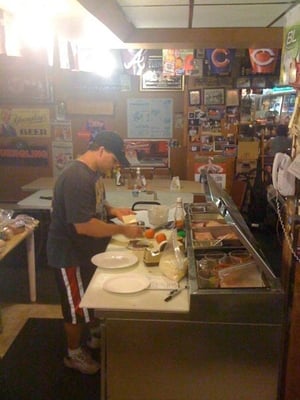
[
  {"left": 135, "top": 167, "right": 142, "bottom": 190},
  {"left": 115, "top": 167, "right": 123, "bottom": 186},
  {"left": 174, "top": 197, "right": 184, "bottom": 229}
]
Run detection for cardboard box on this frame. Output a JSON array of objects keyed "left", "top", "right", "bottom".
[
  {"left": 237, "top": 141, "right": 260, "bottom": 160},
  {"left": 236, "top": 159, "right": 257, "bottom": 174}
]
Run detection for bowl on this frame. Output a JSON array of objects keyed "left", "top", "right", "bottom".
[{"left": 148, "top": 205, "right": 169, "bottom": 226}]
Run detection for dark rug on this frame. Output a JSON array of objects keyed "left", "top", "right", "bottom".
[{"left": 0, "top": 318, "right": 100, "bottom": 400}]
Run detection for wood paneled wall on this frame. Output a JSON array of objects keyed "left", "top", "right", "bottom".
[{"left": 0, "top": 64, "right": 184, "bottom": 202}]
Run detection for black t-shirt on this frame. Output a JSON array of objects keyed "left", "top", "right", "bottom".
[{"left": 47, "top": 160, "right": 110, "bottom": 268}]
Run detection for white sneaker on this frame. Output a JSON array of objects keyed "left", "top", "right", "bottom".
[
  {"left": 87, "top": 335, "right": 101, "bottom": 349},
  {"left": 64, "top": 348, "right": 100, "bottom": 374}
]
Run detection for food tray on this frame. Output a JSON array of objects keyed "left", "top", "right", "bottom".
[
  {"left": 190, "top": 214, "right": 225, "bottom": 222},
  {"left": 192, "top": 225, "right": 242, "bottom": 249},
  {"left": 218, "top": 261, "right": 265, "bottom": 288},
  {"left": 192, "top": 239, "right": 224, "bottom": 249},
  {"left": 191, "top": 220, "right": 227, "bottom": 229},
  {"left": 187, "top": 203, "right": 218, "bottom": 214}
]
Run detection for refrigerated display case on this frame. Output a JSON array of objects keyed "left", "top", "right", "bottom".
[{"left": 83, "top": 175, "right": 286, "bottom": 400}]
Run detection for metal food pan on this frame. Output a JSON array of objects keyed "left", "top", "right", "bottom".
[
  {"left": 187, "top": 203, "right": 218, "bottom": 214},
  {"left": 192, "top": 226, "right": 242, "bottom": 250},
  {"left": 191, "top": 221, "right": 227, "bottom": 229},
  {"left": 190, "top": 213, "right": 225, "bottom": 222},
  {"left": 192, "top": 225, "right": 240, "bottom": 240},
  {"left": 192, "top": 240, "right": 242, "bottom": 250}
]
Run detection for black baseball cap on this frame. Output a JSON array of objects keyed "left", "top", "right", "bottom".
[{"left": 88, "top": 131, "right": 130, "bottom": 167}]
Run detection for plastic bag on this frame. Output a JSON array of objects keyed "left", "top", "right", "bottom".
[{"left": 159, "top": 230, "right": 187, "bottom": 281}]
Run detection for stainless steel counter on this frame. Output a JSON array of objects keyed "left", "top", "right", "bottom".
[{"left": 79, "top": 178, "right": 286, "bottom": 400}]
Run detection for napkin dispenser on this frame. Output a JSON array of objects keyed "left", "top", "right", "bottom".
[{"left": 143, "top": 248, "right": 161, "bottom": 266}]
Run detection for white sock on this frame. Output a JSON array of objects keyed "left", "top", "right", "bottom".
[{"left": 68, "top": 347, "right": 82, "bottom": 358}]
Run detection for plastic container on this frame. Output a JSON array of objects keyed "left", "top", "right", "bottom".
[
  {"left": 229, "top": 250, "right": 251, "bottom": 264},
  {"left": 148, "top": 205, "right": 169, "bottom": 226},
  {"left": 204, "top": 252, "right": 226, "bottom": 268},
  {"left": 197, "top": 269, "right": 219, "bottom": 288},
  {"left": 218, "top": 261, "right": 265, "bottom": 288}
]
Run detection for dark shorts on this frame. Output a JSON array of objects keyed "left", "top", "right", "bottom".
[{"left": 54, "top": 265, "right": 96, "bottom": 324}]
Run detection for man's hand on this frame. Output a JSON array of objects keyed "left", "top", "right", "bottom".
[
  {"left": 109, "top": 207, "right": 136, "bottom": 221},
  {"left": 121, "top": 224, "right": 144, "bottom": 238}
]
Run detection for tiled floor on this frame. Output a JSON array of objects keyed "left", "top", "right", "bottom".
[{"left": 0, "top": 303, "right": 62, "bottom": 357}]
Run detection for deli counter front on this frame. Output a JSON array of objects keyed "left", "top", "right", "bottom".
[{"left": 81, "top": 175, "right": 286, "bottom": 400}]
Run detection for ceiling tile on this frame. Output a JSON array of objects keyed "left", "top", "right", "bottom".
[
  {"left": 193, "top": 4, "right": 291, "bottom": 27},
  {"left": 118, "top": 0, "right": 189, "bottom": 5},
  {"left": 193, "top": 0, "right": 292, "bottom": 4},
  {"left": 122, "top": 5, "right": 190, "bottom": 28}
]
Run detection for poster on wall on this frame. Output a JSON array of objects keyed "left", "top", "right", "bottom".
[
  {"left": 205, "top": 49, "right": 235, "bottom": 76},
  {"left": 0, "top": 144, "right": 48, "bottom": 166},
  {"left": 124, "top": 139, "right": 169, "bottom": 167},
  {"left": 127, "top": 98, "right": 173, "bottom": 138},
  {"left": 52, "top": 121, "right": 72, "bottom": 142},
  {"left": 194, "top": 158, "right": 227, "bottom": 188},
  {"left": 52, "top": 142, "right": 73, "bottom": 177},
  {"left": 248, "top": 48, "right": 279, "bottom": 74},
  {"left": 0, "top": 59, "right": 52, "bottom": 103},
  {"left": 121, "top": 49, "right": 148, "bottom": 76},
  {"left": 0, "top": 108, "right": 50, "bottom": 137},
  {"left": 162, "top": 49, "right": 194, "bottom": 76},
  {"left": 280, "top": 24, "right": 300, "bottom": 87}
]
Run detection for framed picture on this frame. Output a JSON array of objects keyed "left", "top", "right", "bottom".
[
  {"left": 189, "top": 90, "right": 201, "bottom": 106},
  {"left": 252, "top": 76, "right": 266, "bottom": 89},
  {"left": 226, "top": 89, "right": 240, "bottom": 106},
  {"left": 140, "top": 73, "right": 184, "bottom": 91},
  {"left": 236, "top": 77, "right": 251, "bottom": 89},
  {"left": 0, "top": 58, "right": 52, "bottom": 104},
  {"left": 203, "top": 88, "right": 225, "bottom": 105},
  {"left": 213, "top": 136, "right": 226, "bottom": 152}
]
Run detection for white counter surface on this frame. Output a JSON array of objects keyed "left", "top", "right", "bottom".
[
  {"left": 80, "top": 243, "right": 190, "bottom": 313},
  {"left": 21, "top": 177, "right": 204, "bottom": 194},
  {"left": 18, "top": 179, "right": 204, "bottom": 210},
  {"left": 17, "top": 189, "right": 53, "bottom": 209}
]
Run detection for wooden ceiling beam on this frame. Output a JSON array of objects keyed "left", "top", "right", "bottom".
[
  {"left": 188, "top": 0, "right": 194, "bottom": 29},
  {"left": 123, "top": 28, "right": 283, "bottom": 49},
  {"left": 77, "top": 0, "right": 135, "bottom": 40}
]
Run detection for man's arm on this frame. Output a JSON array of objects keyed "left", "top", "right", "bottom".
[{"left": 74, "top": 218, "right": 142, "bottom": 239}]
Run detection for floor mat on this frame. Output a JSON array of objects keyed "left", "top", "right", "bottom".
[{"left": 0, "top": 318, "right": 100, "bottom": 400}]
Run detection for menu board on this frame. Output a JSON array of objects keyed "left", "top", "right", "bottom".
[{"left": 127, "top": 98, "right": 173, "bottom": 138}]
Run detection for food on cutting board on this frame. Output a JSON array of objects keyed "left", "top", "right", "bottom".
[{"left": 122, "top": 214, "right": 137, "bottom": 224}]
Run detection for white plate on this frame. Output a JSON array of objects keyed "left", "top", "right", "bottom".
[
  {"left": 103, "top": 274, "right": 150, "bottom": 294},
  {"left": 91, "top": 251, "right": 138, "bottom": 269}
]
